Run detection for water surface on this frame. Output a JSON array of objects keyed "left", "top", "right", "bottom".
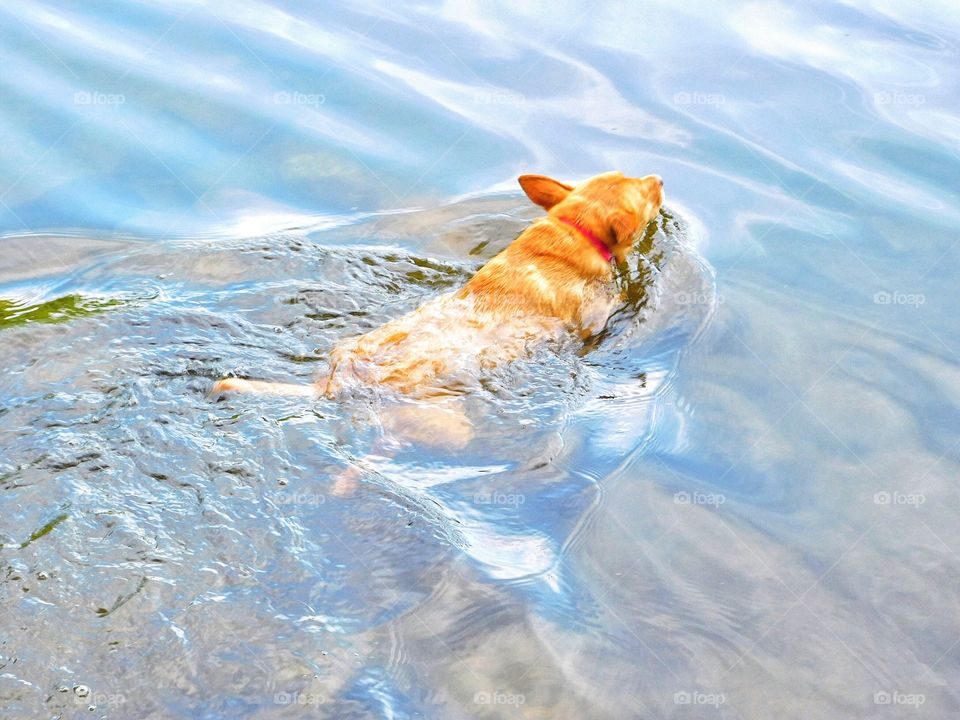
[{"left": 2, "top": 1, "right": 960, "bottom": 718}]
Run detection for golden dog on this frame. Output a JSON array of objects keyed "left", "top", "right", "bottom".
[{"left": 213, "top": 171, "right": 663, "bottom": 402}]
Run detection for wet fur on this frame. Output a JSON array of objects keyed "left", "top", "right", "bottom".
[{"left": 213, "top": 171, "right": 664, "bottom": 401}]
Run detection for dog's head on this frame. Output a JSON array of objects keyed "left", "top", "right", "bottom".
[{"left": 518, "top": 171, "right": 663, "bottom": 262}]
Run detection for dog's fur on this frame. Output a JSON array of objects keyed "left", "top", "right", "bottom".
[{"left": 213, "top": 171, "right": 663, "bottom": 400}]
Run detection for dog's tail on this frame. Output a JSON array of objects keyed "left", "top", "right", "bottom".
[{"left": 210, "top": 377, "right": 318, "bottom": 397}]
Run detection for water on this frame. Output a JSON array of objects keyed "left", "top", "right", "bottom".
[{"left": 1, "top": 1, "right": 959, "bottom": 718}]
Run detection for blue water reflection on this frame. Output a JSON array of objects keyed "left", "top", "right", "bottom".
[{"left": 2, "top": 1, "right": 960, "bottom": 718}]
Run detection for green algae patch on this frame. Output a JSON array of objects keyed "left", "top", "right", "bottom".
[{"left": 0, "top": 293, "right": 142, "bottom": 330}]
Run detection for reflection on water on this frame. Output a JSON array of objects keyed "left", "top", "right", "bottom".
[{"left": 2, "top": 1, "right": 960, "bottom": 718}]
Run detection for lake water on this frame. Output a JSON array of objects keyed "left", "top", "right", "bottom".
[{"left": 2, "top": 1, "right": 959, "bottom": 718}]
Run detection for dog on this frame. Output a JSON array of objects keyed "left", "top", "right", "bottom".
[{"left": 212, "top": 170, "right": 663, "bottom": 405}]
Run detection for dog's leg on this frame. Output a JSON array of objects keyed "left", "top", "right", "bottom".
[
  {"left": 379, "top": 397, "right": 474, "bottom": 450},
  {"left": 332, "top": 397, "right": 474, "bottom": 497},
  {"left": 210, "top": 378, "right": 317, "bottom": 397}
]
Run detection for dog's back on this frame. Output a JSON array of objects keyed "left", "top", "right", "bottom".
[{"left": 322, "top": 293, "right": 568, "bottom": 397}]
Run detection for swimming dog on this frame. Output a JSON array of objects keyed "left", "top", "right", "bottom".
[{"left": 212, "top": 171, "right": 663, "bottom": 402}]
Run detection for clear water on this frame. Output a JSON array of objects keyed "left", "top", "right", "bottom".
[{"left": 1, "top": 1, "right": 959, "bottom": 718}]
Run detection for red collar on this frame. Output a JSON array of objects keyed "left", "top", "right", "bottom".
[{"left": 555, "top": 216, "right": 613, "bottom": 262}]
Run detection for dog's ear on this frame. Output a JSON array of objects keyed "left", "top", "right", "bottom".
[
  {"left": 518, "top": 175, "right": 574, "bottom": 210},
  {"left": 610, "top": 208, "right": 642, "bottom": 247}
]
